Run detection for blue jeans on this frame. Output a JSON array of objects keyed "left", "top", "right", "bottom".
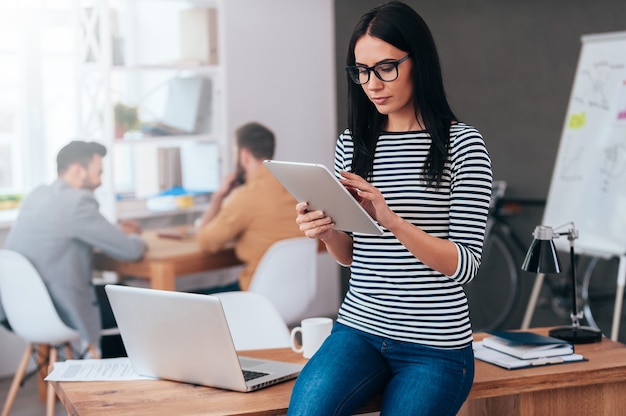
[{"left": 288, "top": 322, "right": 474, "bottom": 416}]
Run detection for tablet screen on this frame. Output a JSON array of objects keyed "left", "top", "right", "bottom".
[{"left": 264, "top": 160, "right": 383, "bottom": 235}]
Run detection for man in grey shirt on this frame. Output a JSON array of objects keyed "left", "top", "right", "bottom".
[{"left": 0, "top": 140, "right": 146, "bottom": 354}]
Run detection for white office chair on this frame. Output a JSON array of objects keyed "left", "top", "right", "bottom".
[
  {"left": 0, "top": 249, "right": 99, "bottom": 416},
  {"left": 247, "top": 237, "right": 318, "bottom": 326},
  {"left": 212, "top": 291, "right": 291, "bottom": 350}
]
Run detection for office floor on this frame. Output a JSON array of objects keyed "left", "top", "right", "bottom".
[
  {"left": 0, "top": 373, "right": 65, "bottom": 416},
  {"left": 2, "top": 295, "right": 625, "bottom": 416}
]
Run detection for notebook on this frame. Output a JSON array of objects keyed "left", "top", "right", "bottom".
[
  {"left": 473, "top": 341, "right": 585, "bottom": 370},
  {"left": 104, "top": 284, "right": 303, "bottom": 392},
  {"left": 263, "top": 160, "right": 384, "bottom": 235},
  {"left": 483, "top": 331, "right": 574, "bottom": 360}
]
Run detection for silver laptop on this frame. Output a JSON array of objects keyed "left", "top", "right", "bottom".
[{"left": 104, "top": 284, "right": 303, "bottom": 392}]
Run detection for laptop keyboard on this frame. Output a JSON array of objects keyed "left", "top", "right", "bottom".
[{"left": 242, "top": 369, "right": 269, "bottom": 382}]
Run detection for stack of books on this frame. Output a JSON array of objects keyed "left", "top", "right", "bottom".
[{"left": 473, "top": 331, "right": 586, "bottom": 370}]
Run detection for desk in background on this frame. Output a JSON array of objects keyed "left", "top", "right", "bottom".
[
  {"left": 94, "top": 228, "right": 328, "bottom": 291},
  {"left": 52, "top": 328, "right": 626, "bottom": 416},
  {"left": 93, "top": 228, "right": 240, "bottom": 291}
]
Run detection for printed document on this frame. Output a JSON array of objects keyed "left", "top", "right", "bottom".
[{"left": 45, "top": 357, "right": 155, "bottom": 381}]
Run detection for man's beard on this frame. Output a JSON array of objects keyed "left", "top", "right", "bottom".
[{"left": 82, "top": 178, "right": 97, "bottom": 192}]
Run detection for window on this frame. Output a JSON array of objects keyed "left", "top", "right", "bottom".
[
  {"left": 0, "top": 2, "right": 76, "bottom": 214},
  {"left": 0, "top": 1, "right": 222, "bottom": 224}
]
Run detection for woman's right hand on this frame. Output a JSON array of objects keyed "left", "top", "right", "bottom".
[
  {"left": 295, "top": 201, "right": 335, "bottom": 240},
  {"left": 296, "top": 201, "right": 354, "bottom": 265}
]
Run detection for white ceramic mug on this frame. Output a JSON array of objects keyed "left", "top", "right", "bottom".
[{"left": 290, "top": 317, "right": 333, "bottom": 359}]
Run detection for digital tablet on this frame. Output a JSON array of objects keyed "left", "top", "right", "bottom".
[{"left": 264, "top": 160, "right": 384, "bottom": 235}]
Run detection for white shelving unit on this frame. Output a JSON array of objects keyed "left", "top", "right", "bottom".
[{"left": 74, "top": 0, "right": 226, "bottom": 222}]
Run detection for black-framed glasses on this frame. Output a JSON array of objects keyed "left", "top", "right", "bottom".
[{"left": 345, "top": 55, "right": 411, "bottom": 85}]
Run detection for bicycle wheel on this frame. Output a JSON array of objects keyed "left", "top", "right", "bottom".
[
  {"left": 465, "top": 227, "right": 522, "bottom": 331},
  {"left": 581, "top": 256, "right": 623, "bottom": 337}
]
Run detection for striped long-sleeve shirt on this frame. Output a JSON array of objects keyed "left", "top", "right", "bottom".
[{"left": 335, "top": 123, "right": 493, "bottom": 349}]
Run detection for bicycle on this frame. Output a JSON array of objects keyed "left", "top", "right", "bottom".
[
  {"left": 465, "top": 181, "right": 624, "bottom": 337},
  {"left": 465, "top": 181, "right": 547, "bottom": 331},
  {"left": 579, "top": 253, "right": 626, "bottom": 340}
]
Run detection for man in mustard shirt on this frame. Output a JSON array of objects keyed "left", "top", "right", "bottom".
[{"left": 196, "top": 122, "right": 303, "bottom": 291}]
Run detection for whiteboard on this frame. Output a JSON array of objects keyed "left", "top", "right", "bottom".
[{"left": 542, "top": 31, "right": 626, "bottom": 258}]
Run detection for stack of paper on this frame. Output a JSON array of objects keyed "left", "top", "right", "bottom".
[
  {"left": 483, "top": 331, "right": 574, "bottom": 359},
  {"left": 473, "top": 331, "right": 586, "bottom": 370},
  {"left": 45, "top": 358, "right": 155, "bottom": 381}
]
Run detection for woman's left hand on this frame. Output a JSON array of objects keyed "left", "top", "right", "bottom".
[{"left": 339, "top": 171, "right": 399, "bottom": 229}]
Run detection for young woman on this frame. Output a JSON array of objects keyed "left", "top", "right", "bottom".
[{"left": 288, "top": 2, "right": 492, "bottom": 415}]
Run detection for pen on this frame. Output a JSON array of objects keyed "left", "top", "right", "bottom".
[{"left": 530, "top": 357, "right": 564, "bottom": 366}]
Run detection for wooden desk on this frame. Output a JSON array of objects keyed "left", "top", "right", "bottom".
[
  {"left": 52, "top": 349, "right": 311, "bottom": 416},
  {"left": 93, "top": 229, "right": 326, "bottom": 291},
  {"left": 459, "top": 329, "right": 626, "bottom": 415},
  {"left": 93, "top": 228, "right": 241, "bottom": 291},
  {"left": 51, "top": 328, "right": 626, "bottom": 415}
]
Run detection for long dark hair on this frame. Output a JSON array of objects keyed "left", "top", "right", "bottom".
[{"left": 346, "top": 1, "right": 456, "bottom": 186}]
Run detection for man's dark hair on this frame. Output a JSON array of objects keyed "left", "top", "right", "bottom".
[
  {"left": 56, "top": 140, "right": 107, "bottom": 175},
  {"left": 235, "top": 122, "right": 275, "bottom": 160}
]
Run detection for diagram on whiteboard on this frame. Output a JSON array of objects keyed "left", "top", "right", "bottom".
[
  {"left": 558, "top": 60, "right": 621, "bottom": 183},
  {"left": 558, "top": 134, "right": 585, "bottom": 180},
  {"left": 600, "top": 76, "right": 626, "bottom": 193},
  {"left": 576, "top": 61, "right": 624, "bottom": 110},
  {"left": 599, "top": 142, "right": 626, "bottom": 191},
  {"left": 543, "top": 31, "right": 626, "bottom": 255}
]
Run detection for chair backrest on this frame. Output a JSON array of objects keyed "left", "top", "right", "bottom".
[
  {"left": 211, "top": 291, "right": 291, "bottom": 350},
  {"left": 0, "top": 249, "right": 82, "bottom": 345},
  {"left": 247, "top": 237, "right": 318, "bottom": 326}
]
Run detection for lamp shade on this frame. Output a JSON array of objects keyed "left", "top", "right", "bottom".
[
  {"left": 521, "top": 237, "right": 562, "bottom": 273},
  {"left": 521, "top": 223, "right": 602, "bottom": 344}
]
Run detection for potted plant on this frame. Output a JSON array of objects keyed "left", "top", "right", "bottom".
[
  {"left": 0, "top": 193, "right": 23, "bottom": 210},
  {"left": 114, "top": 102, "right": 140, "bottom": 139}
]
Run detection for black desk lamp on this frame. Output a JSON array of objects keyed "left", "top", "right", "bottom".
[{"left": 521, "top": 223, "right": 602, "bottom": 344}]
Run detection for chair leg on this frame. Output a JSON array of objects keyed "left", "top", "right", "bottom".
[
  {"left": 65, "top": 343, "right": 74, "bottom": 360},
  {"left": 1, "top": 343, "right": 33, "bottom": 416},
  {"left": 36, "top": 344, "right": 50, "bottom": 402},
  {"left": 46, "top": 348, "right": 58, "bottom": 416},
  {"left": 88, "top": 343, "right": 100, "bottom": 359}
]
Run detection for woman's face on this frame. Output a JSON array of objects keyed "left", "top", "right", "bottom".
[{"left": 353, "top": 35, "right": 416, "bottom": 129}]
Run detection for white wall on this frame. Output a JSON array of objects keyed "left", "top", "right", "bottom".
[
  {"left": 221, "top": 0, "right": 341, "bottom": 318},
  {"left": 221, "top": 0, "right": 337, "bottom": 170}
]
